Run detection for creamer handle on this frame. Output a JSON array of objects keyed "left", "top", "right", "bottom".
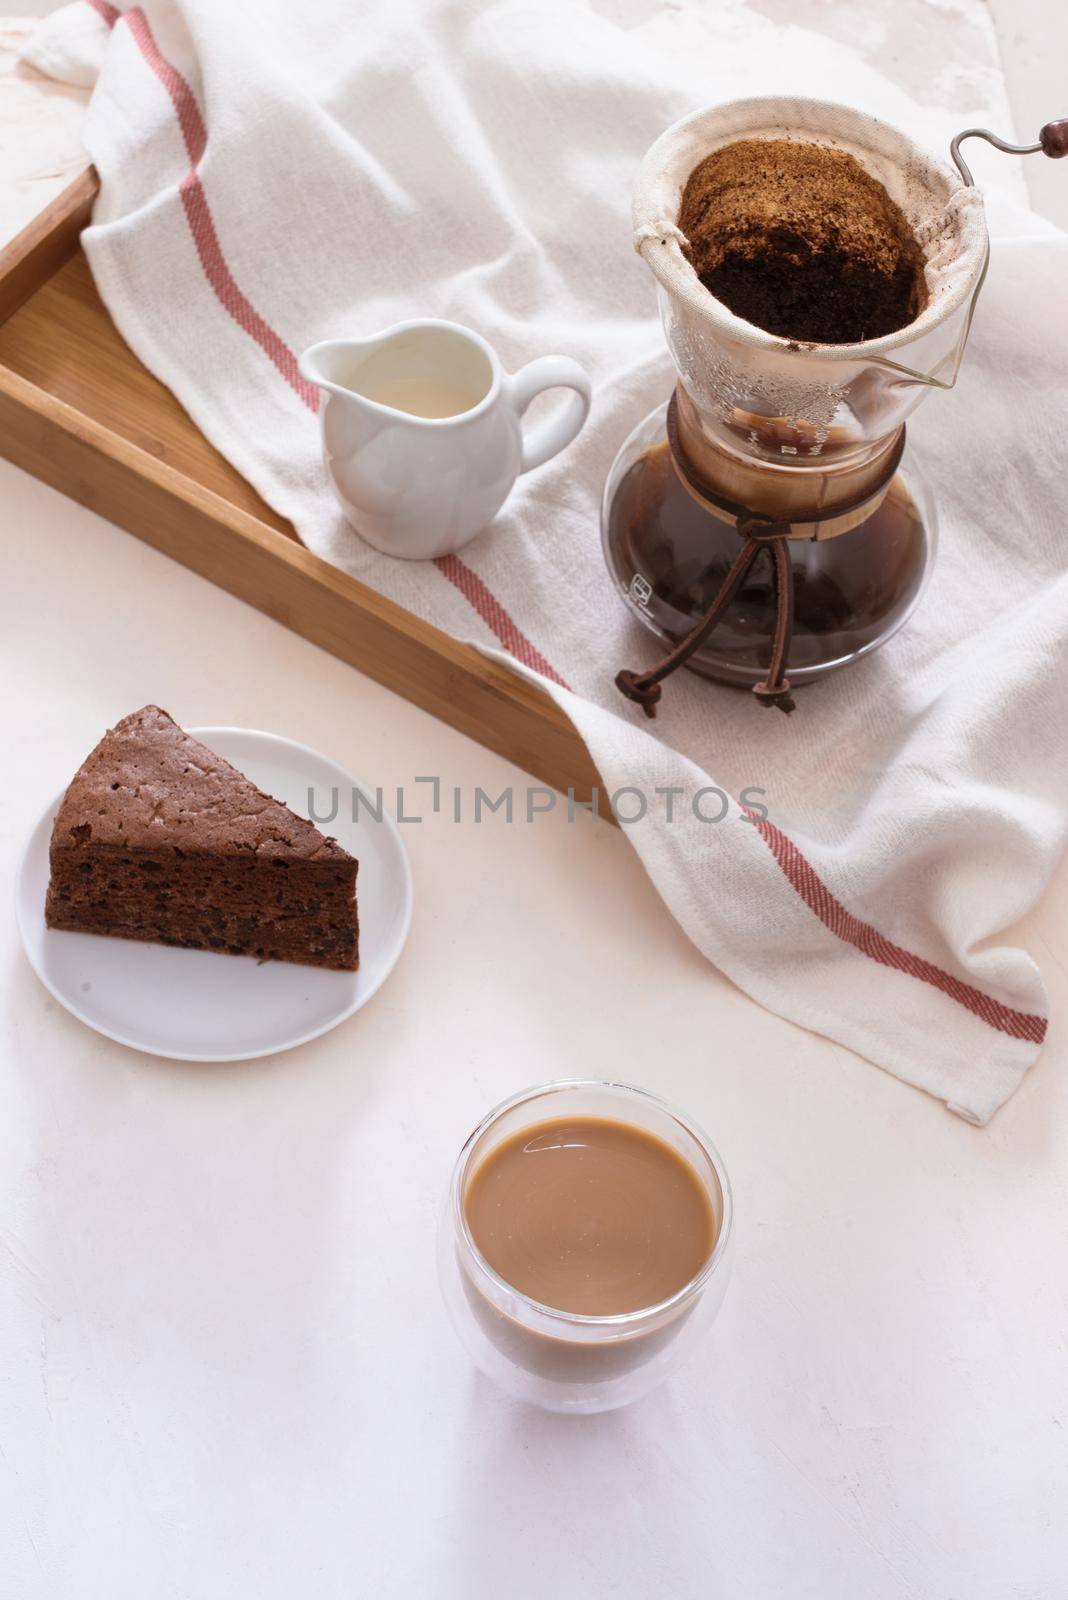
[{"left": 508, "top": 357, "right": 592, "bottom": 474}]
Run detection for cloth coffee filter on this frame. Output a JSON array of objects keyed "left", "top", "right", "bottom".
[{"left": 633, "top": 97, "right": 990, "bottom": 434}]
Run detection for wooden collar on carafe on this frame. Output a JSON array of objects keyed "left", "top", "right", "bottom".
[
  {"left": 670, "top": 385, "right": 905, "bottom": 541},
  {"left": 614, "top": 391, "right": 906, "bottom": 718}
]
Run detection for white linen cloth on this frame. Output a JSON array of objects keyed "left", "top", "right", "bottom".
[{"left": 25, "top": 0, "right": 1068, "bottom": 1122}]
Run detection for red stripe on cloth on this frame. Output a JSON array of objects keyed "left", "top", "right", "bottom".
[
  {"left": 433, "top": 554, "right": 570, "bottom": 686},
  {"left": 179, "top": 174, "right": 320, "bottom": 408},
  {"left": 750, "top": 813, "right": 1047, "bottom": 1045},
  {"left": 110, "top": 8, "right": 314, "bottom": 405},
  {"left": 86, "top": 0, "right": 120, "bottom": 25},
  {"left": 122, "top": 8, "right": 206, "bottom": 166},
  {"left": 94, "top": 4, "right": 569, "bottom": 681}
]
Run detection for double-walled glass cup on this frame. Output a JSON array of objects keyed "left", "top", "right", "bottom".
[{"left": 438, "top": 1080, "right": 734, "bottom": 1414}]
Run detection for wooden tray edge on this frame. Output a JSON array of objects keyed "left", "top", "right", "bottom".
[
  {"left": 0, "top": 168, "right": 98, "bottom": 327},
  {"left": 0, "top": 359, "right": 606, "bottom": 802}
]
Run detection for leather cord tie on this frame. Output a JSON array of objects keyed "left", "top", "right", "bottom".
[
  {"left": 614, "top": 393, "right": 904, "bottom": 718},
  {"left": 615, "top": 514, "right": 795, "bottom": 717}
]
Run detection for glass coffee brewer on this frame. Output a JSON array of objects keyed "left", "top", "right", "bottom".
[{"left": 603, "top": 98, "right": 1066, "bottom": 714}]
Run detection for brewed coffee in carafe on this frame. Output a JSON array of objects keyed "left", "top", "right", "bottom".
[{"left": 604, "top": 420, "right": 930, "bottom": 686}]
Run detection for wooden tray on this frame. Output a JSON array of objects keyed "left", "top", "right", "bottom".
[{"left": 0, "top": 172, "right": 603, "bottom": 800}]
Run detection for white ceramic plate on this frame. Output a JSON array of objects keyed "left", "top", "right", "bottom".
[{"left": 15, "top": 727, "right": 413, "bottom": 1062}]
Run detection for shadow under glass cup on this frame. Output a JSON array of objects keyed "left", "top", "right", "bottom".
[{"left": 438, "top": 1080, "right": 734, "bottom": 1414}]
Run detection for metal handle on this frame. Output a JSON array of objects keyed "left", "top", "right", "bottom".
[{"left": 951, "top": 118, "right": 1068, "bottom": 187}]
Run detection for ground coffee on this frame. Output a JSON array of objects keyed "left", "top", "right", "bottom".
[{"left": 678, "top": 138, "right": 927, "bottom": 344}]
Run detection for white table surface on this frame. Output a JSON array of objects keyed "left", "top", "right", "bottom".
[{"left": 2, "top": 7, "right": 1067, "bottom": 1598}]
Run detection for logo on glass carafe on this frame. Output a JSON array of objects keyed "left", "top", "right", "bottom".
[{"left": 628, "top": 573, "right": 653, "bottom": 611}]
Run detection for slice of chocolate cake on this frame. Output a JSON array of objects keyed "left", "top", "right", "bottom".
[{"left": 45, "top": 707, "right": 358, "bottom": 971}]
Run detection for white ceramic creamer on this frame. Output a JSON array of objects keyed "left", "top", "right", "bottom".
[{"left": 300, "top": 320, "right": 591, "bottom": 560}]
